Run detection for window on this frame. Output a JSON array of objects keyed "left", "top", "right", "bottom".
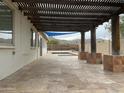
[
  {"left": 0, "top": 0, "right": 13, "bottom": 46},
  {"left": 31, "top": 29, "right": 37, "bottom": 47},
  {"left": 37, "top": 32, "right": 40, "bottom": 47}
]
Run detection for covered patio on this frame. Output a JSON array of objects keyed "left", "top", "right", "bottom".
[
  {"left": 11, "top": 0, "right": 124, "bottom": 72},
  {"left": 1, "top": 0, "right": 124, "bottom": 92}
]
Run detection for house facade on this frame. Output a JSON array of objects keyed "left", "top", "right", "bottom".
[{"left": 0, "top": 0, "right": 48, "bottom": 80}]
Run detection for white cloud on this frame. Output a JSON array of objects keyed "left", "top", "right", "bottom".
[{"left": 54, "top": 32, "right": 81, "bottom": 40}]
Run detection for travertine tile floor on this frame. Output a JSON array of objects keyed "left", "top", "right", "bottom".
[{"left": 1, "top": 54, "right": 124, "bottom": 93}]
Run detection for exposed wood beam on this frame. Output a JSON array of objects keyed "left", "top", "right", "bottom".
[
  {"left": 31, "top": 20, "right": 99, "bottom": 25},
  {"left": 35, "top": 26, "right": 90, "bottom": 29},
  {"left": 33, "top": 23, "right": 92, "bottom": 27},
  {"left": 37, "top": 28, "right": 89, "bottom": 32},
  {"left": 12, "top": 0, "right": 124, "bottom": 33},
  {"left": 12, "top": 0, "right": 124, "bottom": 7},
  {"left": 24, "top": 12, "right": 110, "bottom": 18},
  {"left": 28, "top": 16, "right": 104, "bottom": 20},
  {"left": 29, "top": 17, "right": 103, "bottom": 21},
  {"left": 36, "top": 27, "right": 90, "bottom": 31},
  {"left": 20, "top": 7, "right": 113, "bottom": 14}
]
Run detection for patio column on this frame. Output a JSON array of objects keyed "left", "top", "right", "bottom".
[
  {"left": 91, "top": 26, "right": 96, "bottom": 53},
  {"left": 78, "top": 31, "right": 88, "bottom": 60},
  {"left": 112, "top": 15, "right": 120, "bottom": 55},
  {"left": 87, "top": 26, "right": 102, "bottom": 64},
  {"left": 81, "top": 31, "right": 85, "bottom": 52},
  {"left": 103, "top": 15, "right": 124, "bottom": 72}
]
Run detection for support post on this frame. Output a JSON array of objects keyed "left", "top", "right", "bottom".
[
  {"left": 87, "top": 26, "right": 102, "bottom": 64},
  {"left": 112, "top": 15, "right": 120, "bottom": 55},
  {"left": 91, "top": 26, "right": 96, "bottom": 53},
  {"left": 78, "top": 31, "right": 88, "bottom": 60},
  {"left": 81, "top": 31, "right": 85, "bottom": 52},
  {"left": 103, "top": 15, "right": 124, "bottom": 72}
]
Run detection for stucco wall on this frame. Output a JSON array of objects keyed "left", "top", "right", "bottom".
[
  {"left": 0, "top": 0, "right": 47, "bottom": 80},
  {"left": 42, "top": 37, "right": 48, "bottom": 56}
]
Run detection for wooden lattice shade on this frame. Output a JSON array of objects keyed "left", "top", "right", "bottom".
[{"left": 12, "top": 0, "right": 124, "bottom": 32}]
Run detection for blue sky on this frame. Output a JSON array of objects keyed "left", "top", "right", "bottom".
[{"left": 52, "top": 22, "right": 111, "bottom": 40}]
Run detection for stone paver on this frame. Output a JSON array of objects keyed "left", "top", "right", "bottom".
[{"left": 1, "top": 53, "right": 124, "bottom": 93}]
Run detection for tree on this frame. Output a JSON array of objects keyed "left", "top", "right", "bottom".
[
  {"left": 47, "top": 39, "right": 59, "bottom": 45},
  {"left": 120, "top": 16, "right": 124, "bottom": 37},
  {"left": 103, "top": 19, "right": 111, "bottom": 31},
  {"left": 104, "top": 16, "right": 124, "bottom": 37}
]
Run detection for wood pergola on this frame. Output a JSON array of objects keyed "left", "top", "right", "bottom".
[
  {"left": 12, "top": 0, "right": 124, "bottom": 32},
  {"left": 11, "top": 0, "right": 124, "bottom": 53},
  {"left": 11, "top": 0, "right": 124, "bottom": 72}
]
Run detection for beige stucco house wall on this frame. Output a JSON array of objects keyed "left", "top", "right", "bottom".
[{"left": 0, "top": 0, "right": 48, "bottom": 80}]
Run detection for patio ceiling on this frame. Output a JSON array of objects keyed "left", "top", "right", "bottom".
[{"left": 12, "top": 0, "right": 124, "bottom": 32}]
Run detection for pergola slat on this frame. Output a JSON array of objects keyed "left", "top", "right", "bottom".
[
  {"left": 24, "top": 12, "right": 110, "bottom": 18},
  {"left": 31, "top": 19, "right": 101, "bottom": 23},
  {"left": 12, "top": 0, "right": 124, "bottom": 7},
  {"left": 28, "top": 16, "right": 104, "bottom": 20},
  {"left": 12, "top": 0, "right": 124, "bottom": 32},
  {"left": 20, "top": 7, "right": 114, "bottom": 14},
  {"left": 37, "top": 28, "right": 90, "bottom": 32}
]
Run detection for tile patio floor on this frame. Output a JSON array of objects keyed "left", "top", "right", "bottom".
[{"left": 1, "top": 53, "right": 124, "bottom": 93}]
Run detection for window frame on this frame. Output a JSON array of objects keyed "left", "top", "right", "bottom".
[
  {"left": 37, "top": 32, "right": 40, "bottom": 47},
  {"left": 31, "top": 29, "right": 37, "bottom": 48},
  {"left": 0, "top": 0, "right": 15, "bottom": 47}
]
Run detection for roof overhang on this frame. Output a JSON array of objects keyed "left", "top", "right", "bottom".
[{"left": 12, "top": 0, "right": 124, "bottom": 32}]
